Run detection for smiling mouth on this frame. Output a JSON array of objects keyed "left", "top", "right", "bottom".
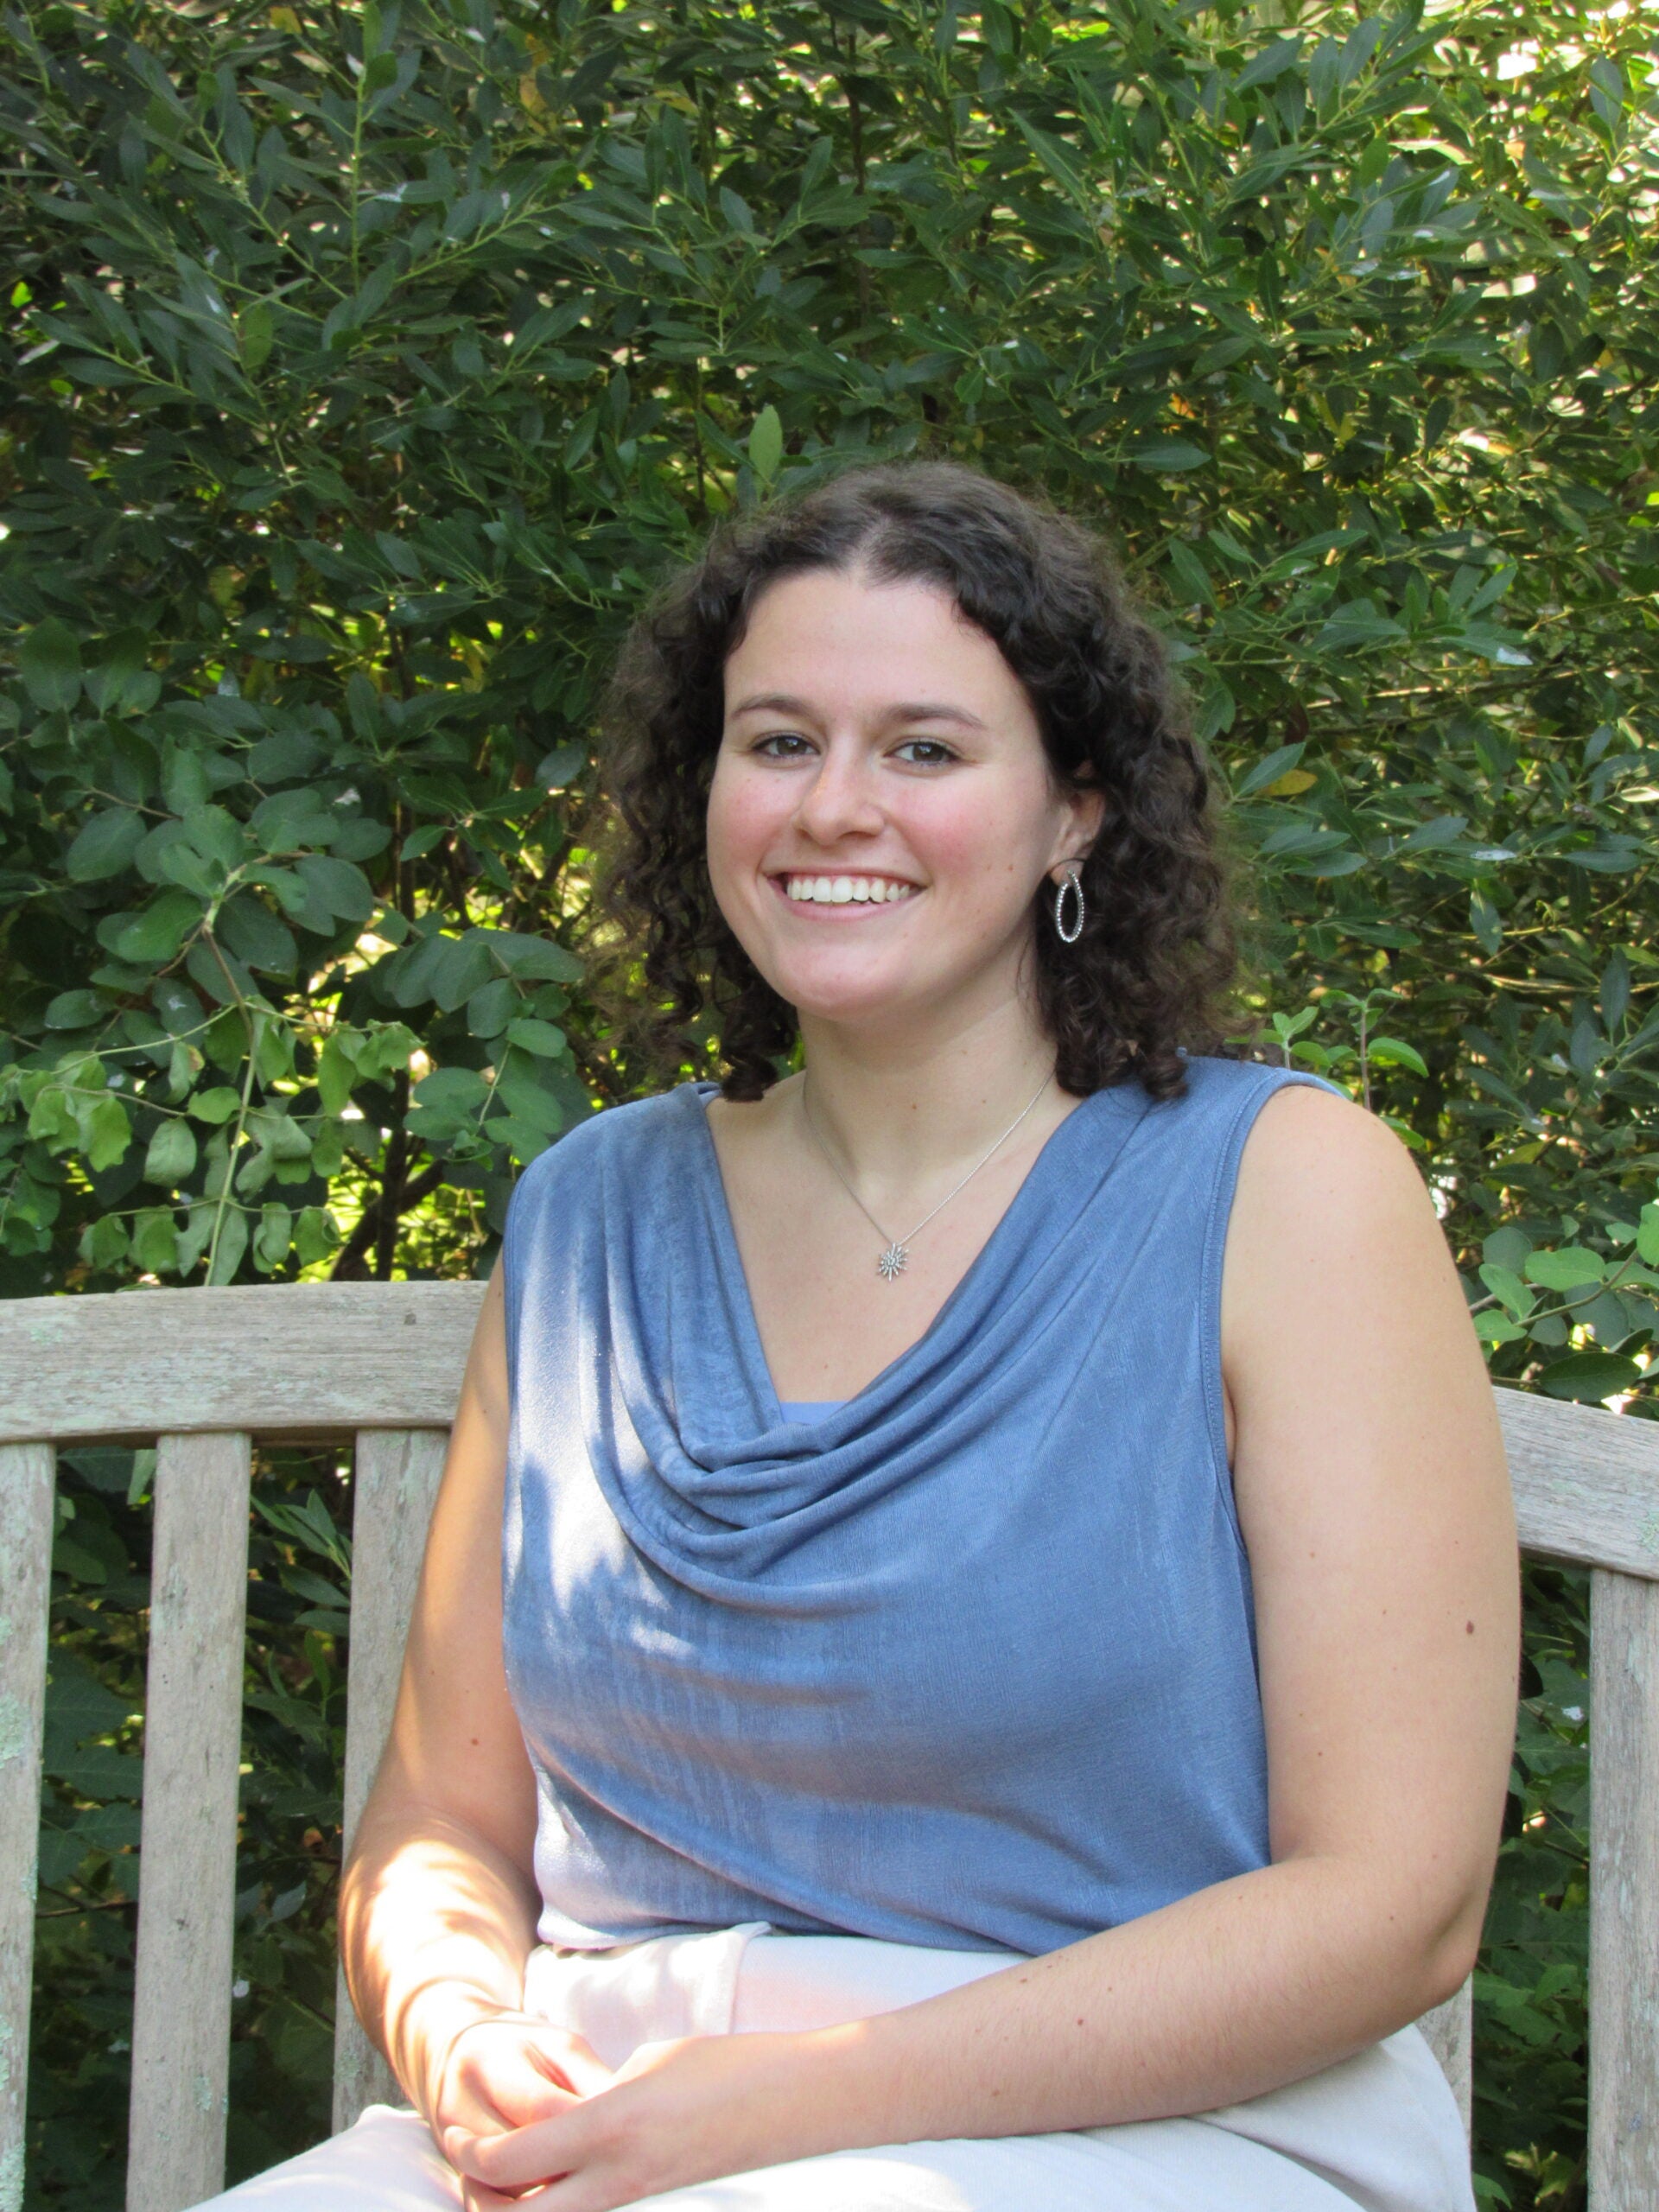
[{"left": 772, "top": 872, "right": 919, "bottom": 906}]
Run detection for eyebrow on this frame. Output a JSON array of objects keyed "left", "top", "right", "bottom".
[{"left": 728, "top": 692, "right": 988, "bottom": 730}]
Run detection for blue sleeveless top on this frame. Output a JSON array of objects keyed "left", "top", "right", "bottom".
[{"left": 501, "top": 1054, "right": 1344, "bottom": 1955}]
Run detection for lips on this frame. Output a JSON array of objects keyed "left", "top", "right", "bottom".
[{"left": 775, "top": 873, "right": 918, "bottom": 906}]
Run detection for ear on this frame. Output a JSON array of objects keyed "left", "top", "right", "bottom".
[{"left": 1049, "top": 784, "right": 1105, "bottom": 878}]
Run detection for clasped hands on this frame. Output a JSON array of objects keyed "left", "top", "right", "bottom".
[{"left": 430, "top": 2009, "right": 821, "bottom": 2211}]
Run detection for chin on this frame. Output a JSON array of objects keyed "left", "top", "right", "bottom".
[{"left": 782, "top": 981, "right": 930, "bottom": 1031}]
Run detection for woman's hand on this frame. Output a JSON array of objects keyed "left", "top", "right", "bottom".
[
  {"left": 431, "top": 2013, "right": 617, "bottom": 2209},
  {"left": 441, "top": 2029, "right": 828, "bottom": 2211}
]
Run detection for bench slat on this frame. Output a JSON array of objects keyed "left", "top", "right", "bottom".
[
  {"left": 1506, "top": 1391, "right": 1659, "bottom": 1583},
  {"left": 0, "top": 1443, "right": 55, "bottom": 2212},
  {"left": 0, "top": 1283, "right": 482, "bottom": 1444},
  {"left": 126, "top": 1434, "right": 252, "bottom": 2212},
  {"left": 7, "top": 1296, "right": 1659, "bottom": 1591},
  {"left": 333, "top": 1429, "right": 449, "bottom": 2133},
  {"left": 1589, "top": 1567, "right": 1659, "bottom": 2209}
]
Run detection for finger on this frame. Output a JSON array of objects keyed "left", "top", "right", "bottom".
[
  {"left": 472, "top": 2052, "right": 592, "bottom": 2131},
  {"left": 527, "top": 2031, "right": 613, "bottom": 2099},
  {"left": 444, "top": 2113, "right": 587, "bottom": 2194},
  {"left": 439, "top": 2098, "right": 578, "bottom": 2186},
  {"left": 464, "top": 2177, "right": 557, "bottom": 2210}
]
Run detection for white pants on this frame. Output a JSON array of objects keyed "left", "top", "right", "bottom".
[{"left": 200, "top": 1926, "right": 1475, "bottom": 2209}]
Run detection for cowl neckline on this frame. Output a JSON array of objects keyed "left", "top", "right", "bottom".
[
  {"left": 595, "top": 1075, "right": 1155, "bottom": 1590},
  {"left": 688, "top": 1078, "right": 1136, "bottom": 1426}
]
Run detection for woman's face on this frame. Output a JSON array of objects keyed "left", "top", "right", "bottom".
[{"left": 706, "top": 565, "right": 1102, "bottom": 1036}]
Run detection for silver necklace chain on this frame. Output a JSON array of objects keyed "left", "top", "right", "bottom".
[{"left": 798, "top": 1070, "right": 1054, "bottom": 1282}]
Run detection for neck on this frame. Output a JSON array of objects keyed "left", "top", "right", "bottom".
[{"left": 793, "top": 995, "right": 1063, "bottom": 1190}]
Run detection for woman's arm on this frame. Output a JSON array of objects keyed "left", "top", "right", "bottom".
[
  {"left": 447, "top": 1084, "right": 1520, "bottom": 2207},
  {"left": 339, "top": 1265, "right": 605, "bottom": 2127}
]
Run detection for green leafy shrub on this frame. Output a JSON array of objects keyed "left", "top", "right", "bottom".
[{"left": 4, "top": 0, "right": 1656, "bottom": 2203}]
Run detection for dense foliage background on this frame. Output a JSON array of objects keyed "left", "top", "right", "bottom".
[{"left": 3, "top": 0, "right": 1656, "bottom": 2202}]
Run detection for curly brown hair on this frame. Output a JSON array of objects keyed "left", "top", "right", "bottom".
[{"left": 597, "top": 459, "right": 1254, "bottom": 1103}]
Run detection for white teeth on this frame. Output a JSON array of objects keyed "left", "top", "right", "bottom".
[{"left": 783, "top": 875, "right": 915, "bottom": 903}]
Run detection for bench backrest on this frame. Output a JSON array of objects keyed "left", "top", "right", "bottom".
[{"left": 2, "top": 1282, "right": 1656, "bottom": 2212}]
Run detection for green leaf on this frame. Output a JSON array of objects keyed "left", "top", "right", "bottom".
[
  {"left": 182, "top": 804, "right": 248, "bottom": 874},
  {"left": 296, "top": 854, "right": 375, "bottom": 923},
  {"left": 431, "top": 935, "right": 496, "bottom": 1013},
  {"left": 1483, "top": 1227, "right": 1533, "bottom": 1273},
  {"left": 1338, "top": 18, "right": 1383, "bottom": 89},
  {"left": 67, "top": 808, "right": 145, "bottom": 882},
  {"left": 1366, "top": 1037, "right": 1428, "bottom": 1077},
  {"left": 1470, "top": 888, "right": 1502, "bottom": 957},
  {"left": 317, "top": 1038, "right": 355, "bottom": 1116},
  {"left": 1235, "top": 743, "right": 1306, "bottom": 800},
  {"left": 495, "top": 1068, "right": 565, "bottom": 1135},
  {"left": 219, "top": 894, "right": 298, "bottom": 976},
  {"left": 481, "top": 931, "right": 583, "bottom": 983},
  {"left": 44, "top": 989, "right": 105, "bottom": 1031},
  {"left": 19, "top": 618, "right": 82, "bottom": 711},
  {"left": 84, "top": 1094, "right": 132, "bottom": 1172},
  {"left": 1478, "top": 1263, "right": 1534, "bottom": 1319},
  {"left": 114, "top": 892, "right": 201, "bottom": 967},
  {"left": 295, "top": 1205, "right": 340, "bottom": 1268},
  {"left": 535, "top": 742, "right": 587, "bottom": 791},
  {"left": 1314, "top": 601, "right": 1405, "bottom": 652},
  {"left": 748, "top": 404, "right": 784, "bottom": 485},
  {"left": 206, "top": 1205, "right": 249, "bottom": 1286},
  {"left": 411, "top": 1066, "right": 489, "bottom": 1115},
  {"left": 254, "top": 1203, "right": 294, "bottom": 1272},
  {"left": 1128, "top": 440, "right": 1209, "bottom": 472},
  {"left": 1012, "top": 113, "right": 1092, "bottom": 209},
  {"left": 1537, "top": 1351, "right": 1642, "bottom": 1403},
  {"left": 130, "top": 1207, "right": 180, "bottom": 1274},
  {"left": 143, "top": 1117, "right": 198, "bottom": 1186},
  {"left": 1524, "top": 1249, "right": 1606, "bottom": 1292},
  {"left": 1235, "top": 34, "right": 1301, "bottom": 92},
  {"left": 189, "top": 1087, "right": 243, "bottom": 1125},
  {"left": 718, "top": 184, "right": 757, "bottom": 236},
  {"left": 1166, "top": 540, "right": 1215, "bottom": 608},
  {"left": 467, "top": 978, "right": 516, "bottom": 1038},
  {"left": 505, "top": 1017, "right": 567, "bottom": 1058}
]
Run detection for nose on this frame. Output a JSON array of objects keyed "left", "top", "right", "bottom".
[{"left": 792, "top": 743, "right": 885, "bottom": 846}]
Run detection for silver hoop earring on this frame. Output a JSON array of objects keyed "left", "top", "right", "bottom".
[{"left": 1053, "top": 868, "right": 1085, "bottom": 945}]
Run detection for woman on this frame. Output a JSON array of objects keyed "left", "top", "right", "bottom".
[{"left": 212, "top": 462, "right": 1517, "bottom": 2209}]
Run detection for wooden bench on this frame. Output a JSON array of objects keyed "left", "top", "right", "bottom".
[{"left": 2, "top": 1282, "right": 1656, "bottom": 2212}]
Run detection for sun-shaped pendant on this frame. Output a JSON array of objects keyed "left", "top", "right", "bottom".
[{"left": 877, "top": 1242, "right": 908, "bottom": 1281}]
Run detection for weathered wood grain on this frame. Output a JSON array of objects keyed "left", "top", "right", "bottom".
[
  {"left": 1416, "top": 1980, "right": 1473, "bottom": 2138},
  {"left": 5, "top": 1290, "right": 1657, "bottom": 1586},
  {"left": 1589, "top": 1567, "right": 1659, "bottom": 2211},
  {"left": 332, "top": 1428, "right": 449, "bottom": 2133},
  {"left": 0, "top": 1444, "right": 54, "bottom": 2212},
  {"left": 0, "top": 1283, "right": 482, "bottom": 1445},
  {"left": 126, "top": 1434, "right": 252, "bottom": 2212},
  {"left": 1501, "top": 1389, "right": 1659, "bottom": 1583}
]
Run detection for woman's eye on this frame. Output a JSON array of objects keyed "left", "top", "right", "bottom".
[
  {"left": 753, "top": 733, "right": 814, "bottom": 759},
  {"left": 893, "top": 740, "right": 957, "bottom": 766}
]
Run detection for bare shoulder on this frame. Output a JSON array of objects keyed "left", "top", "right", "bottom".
[
  {"left": 1224, "top": 1080, "right": 1446, "bottom": 1300},
  {"left": 1219, "top": 1078, "right": 1503, "bottom": 1484},
  {"left": 1235, "top": 1077, "right": 1427, "bottom": 1214}
]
